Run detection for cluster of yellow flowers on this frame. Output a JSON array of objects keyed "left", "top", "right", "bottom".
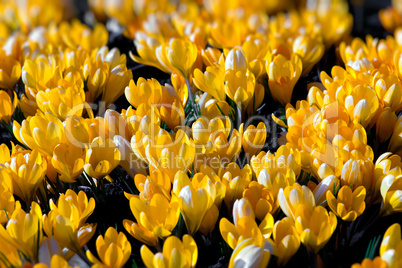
[
  {"left": 380, "top": 0, "right": 402, "bottom": 33},
  {"left": 0, "top": 0, "right": 401, "bottom": 267},
  {"left": 274, "top": 24, "right": 402, "bottom": 215}
]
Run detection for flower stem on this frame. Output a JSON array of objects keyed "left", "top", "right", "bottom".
[{"left": 77, "top": 249, "right": 92, "bottom": 266}]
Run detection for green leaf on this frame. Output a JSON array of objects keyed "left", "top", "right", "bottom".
[{"left": 364, "top": 235, "right": 382, "bottom": 260}]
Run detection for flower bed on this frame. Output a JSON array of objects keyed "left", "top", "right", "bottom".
[{"left": 0, "top": 0, "right": 401, "bottom": 267}]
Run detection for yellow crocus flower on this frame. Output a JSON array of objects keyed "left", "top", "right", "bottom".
[
  {"left": 145, "top": 129, "right": 195, "bottom": 181},
  {"left": 125, "top": 193, "right": 180, "bottom": 239},
  {"left": 351, "top": 257, "right": 388, "bottom": 268},
  {"left": 228, "top": 237, "right": 272, "bottom": 268},
  {"left": 220, "top": 198, "right": 274, "bottom": 249},
  {"left": 86, "top": 227, "right": 131, "bottom": 268},
  {"left": 267, "top": 54, "right": 302, "bottom": 106},
  {"left": 283, "top": 100, "right": 320, "bottom": 153},
  {"left": 242, "top": 35, "right": 268, "bottom": 79},
  {"left": 379, "top": 4, "right": 402, "bottom": 33},
  {"left": 125, "top": 78, "right": 162, "bottom": 109},
  {"left": 338, "top": 36, "right": 378, "bottom": 65},
  {"left": 96, "top": 47, "right": 127, "bottom": 69},
  {"left": 0, "top": 48, "right": 21, "bottom": 90},
  {"left": 294, "top": 205, "right": 337, "bottom": 254},
  {"left": 278, "top": 184, "right": 316, "bottom": 222},
  {"left": 123, "top": 218, "right": 159, "bottom": 248},
  {"left": 156, "top": 41, "right": 182, "bottom": 77},
  {"left": 15, "top": 0, "right": 70, "bottom": 33},
  {"left": 192, "top": 116, "right": 231, "bottom": 145},
  {"left": 0, "top": 142, "right": 11, "bottom": 165},
  {"left": 272, "top": 217, "right": 300, "bottom": 266},
  {"left": 393, "top": 49, "right": 402, "bottom": 82},
  {"left": 313, "top": 175, "right": 340, "bottom": 206},
  {"left": 219, "top": 163, "right": 252, "bottom": 212},
  {"left": 332, "top": 122, "right": 374, "bottom": 163},
  {"left": 61, "top": 48, "right": 89, "bottom": 73},
  {"left": 130, "top": 32, "right": 168, "bottom": 73},
  {"left": 43, "top": 190, "right": 96, "bottom": 253},
  {"left": 13, "top": 112, "right": 66, "bottom": 157},
  {"left": 246, "top": 82, "right": 265, "bottom": 116},
  {"left": 200, "top": 99, "right": 233, "bottom": 120},
  {"left": 166, "top": 38, "right": 198, "bottom": 79},
  {"left": 65, "top": 116, "right": 108, "bottom": 147},
  {"left": 33, "top": 254, "right": 75, "bottom": 268},
  {"left": 51, "top": 141, "right": 86, "bottom": 183},
  {"left": 199, "top": 203, "right": 220, "bottom": 236},
  {"left": 159, "top": 100, "right": 185, "bottom": 130},
  {"left": 0, "top": 229, "right": 22, "bottom": 267},
  {"left": 193, "top": 63, "right": 226, "bottom": 102},
  {"left": 376, "top": 108, "right": 398, "bottom": 144},
  {"left": 210, "top": 128, "right": 242, "bottom": 162},
  {"left": 380, "top": 172, "right": 402, "bottom": 216},
  {"left": 36, "top": 85, "right": 86, "bottom": 120},
  {"left": 160, "top": 83, "right": 186, "bottom": 109},
  {"left": 130, "top": 129, "right": 152, "bottom": 166},
  {"left": 104, "top": 109, "right": 131, "bottom": 142},
  {"left": 373, "top": 69, "right": 402, "bottom": 113},
  {"left": 307, "top": 86, "right": 326, "bottom": 108},
  {"left": 140, "top": 235, "right": 198, "bottom": 268},
  {"left": 380, "top": 223, "right": 402, "bottom": 268},
  {"left": 170, "top": 72, "right": 189, "bottom": 107},
  {"left": 83, "top": 46, "right": 133, "bottom": 107},
  {"left": 201, "top": 47, "right": 223, "bottom": 67},
  {"left": 22, "top": 55, "right": 61, "bottom": 93},
  {"left": 242, "top": 181, "right": 276, "bottom": 221},
  {"left": 104, "top": 63, "right": 133, "bottom": 107},
  {"left": 251, "top": 144, "right": 301, "bottom": 182},
  {"left": 240, "top": 122, "right": 267, "bottom": 159},
  {"left": 54, "top": 20, "right": 108, "bottom": 51},
  {"left": 123, "top": 103, "right": 161, "bottom": 137},
  {"left": 0, "top": 202, "right": 43, "bottom": 262},
  {"left": 0, "top": 90, "right": 18, "bottom": 124},
  {"left": 326, "top": 185, "right": 366, "bottom": 221},
  {"left": 84, "top": 136, "right": 121, "bottom": 180},
  {"left": 373, "top": 153, "right": 402, "bottom": 201},
  {"left": 225, "top": 47, "right": 247, "bottom": 72},
  {"left": 3, "top": 149, "right": 47, "bottom": 204},
  {"left": 133, "top": 169, "right": 171, "bottom": 203},
  {"left": 224, "top": 69, "right": 256, "bottom": 111},
  {"left": 257, "top": 167, "right": 297, "bottom": 206},
  {"left": 388, "top": 115, "right": 402, "bottom": 158},
  {"left": 191, "top": 172, "right": 226, "bottom": 235},
  {"left": 113, "top": 135, "right": 147, "bottom": 178},
  {"left": 83, "top": 53, "right": 109, "bottom": 102},
  {"left": 191, "top": 171, "right": 226, "bottom": 207},
  {"left": 173, "top": 171, "right": 214, "bottom": 235},
  {"left": 208, "top": 18, "right": 248, "bottom": 49},
  {"left": 303, "top": 0, "right": 352, "bottom": 48},
  {"left": 292, "top": 34, "right": 324, "bottom": 76},
  {"left": 340, "top": 159, "right": 374, "bottom": 192},
  {"left": 0, "top": 184, "right": 18, "bottom": 225},
  {"left": 19, "top": 91, "right": 39, "bottom": 118},
  {"left": 50, "top": 190, "right": 95, "bottom": 227},
  {"left": 344, "top": 85, "right": 379, "bottom": 128}
]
